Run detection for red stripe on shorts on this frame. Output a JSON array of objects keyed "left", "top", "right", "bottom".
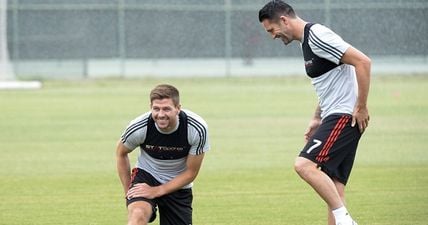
[
  {"left": 316, "top": 116, "right": 350, "bottom": 163},
  {"left": 128, "top": 168, "right": 138, "bottom": 190}
]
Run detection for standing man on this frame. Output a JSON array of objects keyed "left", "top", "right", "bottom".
[
  {"left": 259, "top": 1, "right": 370, "bottom": 225},
  {"left": 116, "top": 84, "right": 210, "bottom": 225}
]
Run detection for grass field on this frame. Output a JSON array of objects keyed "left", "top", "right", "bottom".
[{"left": 1, "top": 75, "right": 427, "bottom": 225}]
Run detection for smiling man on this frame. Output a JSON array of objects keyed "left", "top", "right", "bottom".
[
  {"left": 116, "top": 84, "right": 210, "bottom": 225},
  {"left": 259, "top": 1, "right": 371, "bottom": 225}
]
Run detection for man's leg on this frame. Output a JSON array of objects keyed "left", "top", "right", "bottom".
[
  {"left": 328, "top": 180, "right": 346, "bottom": 225},
  {"left": 126, "top": 169, "right": 159, "bottom": 225},
  {"left": 157, "top": 188, "right": 192, "bottom": 225},
  {"left": 297, "top": 114, "right": 360, "bottom": 225},
  {"left": 294, "top": 157, "right": 344, "bottom": 210},
  {"left": 127, "top": 201, "right": 154, "bottom": 225}
]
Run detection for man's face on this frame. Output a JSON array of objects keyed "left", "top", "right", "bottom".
[
  {"left": 151, "top": 98, "right": 181, "bottom": 132},
  {"left": 261, "top": 17, "right": 292, "bottom": 45}
]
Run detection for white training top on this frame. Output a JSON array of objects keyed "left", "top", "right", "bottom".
[
  {"left": 304, "top": 24, "right": 357, "bottom": 119},
  {"left": 121, "top": 109, "right": 210, "bottom": 189}
]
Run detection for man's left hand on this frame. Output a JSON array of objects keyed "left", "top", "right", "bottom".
[
  {"left": 352, "top": 105, "right": 369, "bottom": 133},
  {"left": 127, "top": 183, "right": 163, "bottom": 200}
]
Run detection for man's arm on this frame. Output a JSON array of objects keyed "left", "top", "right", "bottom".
[
  {"left": 341, "top": 46, "right": 371, "bottom": 133},
  {"left": 116, "top": 141, "right": 132, "bottom": 195},
  {"left": 126, "top": 153, "right": 205, "bottom": 199}
]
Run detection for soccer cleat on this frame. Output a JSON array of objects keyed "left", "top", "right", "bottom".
[{"left": 334, "top": 210, "right": 357, "bottom": 225}]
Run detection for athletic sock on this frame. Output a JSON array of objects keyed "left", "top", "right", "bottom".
[{"left": 332, "top": 206, "right": 352, "bottom": 223}]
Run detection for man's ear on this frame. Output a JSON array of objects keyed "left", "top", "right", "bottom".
[{"left": 279, "top": 15, "right": 288, "bottom": 25}]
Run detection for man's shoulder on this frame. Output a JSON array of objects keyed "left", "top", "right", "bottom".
[
  {"left": 182, "top": 109, "right": 208, "bottom": 128},
  {"left": 310, "top": 23, "right": 331, "bottom": 31},
  {"left": 127, "top": 111, "right": 151, "bottom": 127},
  {"left": 134, "top": 111, "right": 151, "bottom": 121},
  {"left": 309, "top": 23, "right": 338, "bottom": 38},
  {"left": 121, "top": 111, "right": 151, "bottom": 146}
]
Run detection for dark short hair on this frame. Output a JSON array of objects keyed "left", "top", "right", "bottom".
[
  {"left": 258, "top": 0, "right": 296, "bottom": 22},
  {"left": 150, "top": 84, "right": 180, "bottom": 106}
]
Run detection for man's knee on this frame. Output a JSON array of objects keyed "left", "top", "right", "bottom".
[
  {"left": 294, "top": 157, "right": 317, "bottom": 177},
  {"left": 128, "top": 201, "right": 153, "bottom": 224}
]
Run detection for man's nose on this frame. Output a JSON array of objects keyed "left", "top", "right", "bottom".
[{"left": 158, "top": 110, "right": 166, "bottom": 117}]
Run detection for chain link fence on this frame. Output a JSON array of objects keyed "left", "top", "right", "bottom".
[{"left": 6, "top": 0, "right": 428, "bottom": 78}]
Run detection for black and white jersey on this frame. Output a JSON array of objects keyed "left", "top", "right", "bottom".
[
  {"left": 301, "top": 23, "right": 357, "bottom": 119},
  {"left": 121, "top": 109, "right": 210, "bottom": 188}
]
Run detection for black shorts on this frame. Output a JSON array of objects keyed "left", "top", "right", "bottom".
[
  {"left": 126, "top": 168, "right": 193, "bottom": 225},
  {"left": 299, "top": 114, "right": 362, "bottom": 185}
]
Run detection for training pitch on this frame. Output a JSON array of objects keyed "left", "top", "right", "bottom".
[{"left": 0, "top": 75, "right": 427, "bottom": 225}]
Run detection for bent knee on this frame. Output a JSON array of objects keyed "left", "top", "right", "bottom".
[
  {"left": 294, "top": 157, "right": 317, "bottom": 175},
  {"left": 128, "top": 201, "right": 153, "bottom": 223}
]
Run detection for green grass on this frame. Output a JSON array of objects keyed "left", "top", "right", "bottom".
[{"left": 0, "top": 75, "right": 427, "bottom": 225}]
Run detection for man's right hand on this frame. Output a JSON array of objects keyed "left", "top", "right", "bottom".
[{"left": 304, "top": 118, "right": 321, "bottom": 142}]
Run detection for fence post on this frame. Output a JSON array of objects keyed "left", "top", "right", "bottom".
[
  {"left": 224, "top": 0, "right": 232, "bottom": 77},
  {"left": 118, "top": 0, "right": 126, "bottom": 78}
]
